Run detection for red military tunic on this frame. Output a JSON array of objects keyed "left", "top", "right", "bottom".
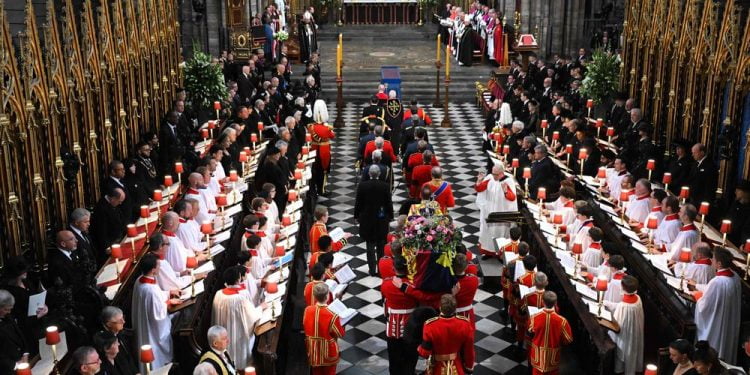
[
  {"left": 424, "top": 179, "right": 456, "bottom": 213},
  {"left": 510, "top": 270, "right": 535, "bottom": 324},
  {"left": 527, "top": 308, "right": 573, "bottom": 375},
  {"left": 303, "top": 280, "right": 333, "bottom": 306},
  {"left": 454, "top": 274, "right": 479, "bottom": 325},
  {"left": 309, "top": 123, "right": 336, "bottom": 171},
  {"left": 418, "top": 315, "right": 475, "bottom": 375},
  {"left": 502, "top": 255, "right": 524, "bottom": 306},
  {"left": 309, "top": 222, "right": 346, "bottom": 253},
  {"left": 381, "top": 276, "right": 418, "bottom": 339},
  {"left": 378, "top": 256, "right": 395, "bottom": 279},
  {"left": 402, "top": 108, "right": 433, "bottom": 126},
  {"left": 364, "top": 140, "right": 398, "bottom": 162},
  {"left": 303, "top": 304, "right": 345, "bottom": 375},
  {"left": 406, "top": 152, "right": 440, "bottom": 184},
  {"left": 410, "top": 164, "right": 434, "bottom": 198},
  {"left": 518, "top": 289, "right": 559, "bottom": 343}
]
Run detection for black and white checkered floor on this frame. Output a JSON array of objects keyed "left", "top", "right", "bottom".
[{"left": 317, "top": 102, "right": 529, "bottom": 375}]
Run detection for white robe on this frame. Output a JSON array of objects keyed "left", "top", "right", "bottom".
[
  {"left": 208, "top": 176, "right": 222, "bottom": 196},
  {"left": 132, "top": 277, "right": 173, "bottom": 370},
  {"left": 648, "top": 208, "right": 665, "bottom": 224},
  {"left": 215, "top": 162, "right": 226, "bottom": 181},
  {"left": 177, "top": 218, "right": 204, "bottom": 253},
  {"left": 475, "top": 175, "right": 518, "bottom": 251},
  {"left": 668, "top": 226, "right": 698, "bottom": 262},
  {"left": 156, "top": 259, "right": 191, "bottom": 291},
  {"left": 581, "top": 243, "right": 603, "bottom": 269},
  {"left": 550, "top": 203, "right": 576, "bottom": 227},
  {"left": 624, "top": 194, "right": 650, "bottom": 224},
  {"left": 653, "top": 214, "right": 680, "bottom": 249},
  {"left": 199, "top": 187, "right": 218, "bottom": 212},
  {"left": 570, "top": 219, "right": 594, "bottom": 251},
  {"left": 185, "top": 190, "right": 215, "bottom": 224},
  {"left": 243, "top": 271, "right": 261, "bottom": 306},
  {"left": 604, "top": 272, "right": 625, "bottom": 303},
  {"left": 684, "top": 261, "right": 715, "bottom": 285},
  {"left": 606, "top": 171, "right": 629, "bottom": 201},
  {"left": 212, "top": 287, "right": 263, "bottom": 368},
  {"left": 695, "top": 270, "right": 741, "bottom": 364},
  {"left": 164, "top": 233, "right": 191, "bottom": 273},
  {"left": 606, "top": 294, "right": 644, "bottom": 375}
]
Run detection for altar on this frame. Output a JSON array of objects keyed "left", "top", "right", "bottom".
[{"left": 342, "top": 0, "right": 419, "bottom": 25}]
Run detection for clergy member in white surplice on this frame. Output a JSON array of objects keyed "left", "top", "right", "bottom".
[
  {"left": 568, "top": 204, "right": 594, "bottom": 251},
  {"left": 546, "top": 187, "right": 577, "bottom": 227},
  {"left": 185, "top": 173, "right": 216, "bottom": 224},
  {"left": 603, "top": 255, "right": 626, "bottom": 303},
  {"left": 623, "top": 179, "right": 651, "bottom": 225},
  {"left": 605, "top": 275, "right": 644, "bottom": 375},
  {"left": 580, "top": 227, "right": 604, "bottom": 269},
  {"left": 150, "top": 233, "right": 192, "bottom": 292},
  {"left": 653, "top": 196, "right": 681, "bottom": 252},
  {"left": 161, "top": 212, "right": 193, "bottom": 273},
  {"left": 132, "top": 254, "right": 181, "bottom": 371},
  {"left": 693, "top": 247, "right": 741, "bottom": 364},
  {"left": 601, "top": 157, "right": 630, "bottom": 203},
  {"left": 667, "top": 204, "right": 699, "bottom": 264},
  {"left": 684, "top": 243, "right": 716, "bottom": 286},
  {"left": 212, "top": 266, "right": 265, "bottom": 369},
  {"left": 175, "top": 199, "right": 206, "bottom": 253},
  {"left": 475, "top": 165, "right": 518, "bottom": 255}
]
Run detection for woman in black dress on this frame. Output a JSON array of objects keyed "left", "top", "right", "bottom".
[{"left": 93, "top": 331, "right": 139, "bottom": 375}]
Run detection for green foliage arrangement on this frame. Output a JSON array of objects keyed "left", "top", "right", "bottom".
[
  {"left": 580, "top": 49, "right": 621, "bottom": 105},
  {"left": 183, "top": 45, "right": 227, "bottom": 112}
]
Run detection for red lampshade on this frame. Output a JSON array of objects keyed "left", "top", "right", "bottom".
[
  {"left": 45, "top": 326, "right": 60, "bottom": 345},
  {"left": 127, "top": 224, "right": 138, "bottom": 237},
  {"left": 265, "top": 282, "right": 278, "bottom": 294},
  {"left": 597, "top": 167, "right": 607, "bottom": 179},
  {"left": 208, "top": 120, "right": 216, "bottom": 129},
  {"left": 302, "top": 146, "right": 309, "bottom": 155},
  {"left": 297, "top": 161, "right": 305, "bottom": 170},
  {"left": 720, "top": 220, "right": 732, "bottom": 234},
  {"left": 294, "top": 170, "right": 303, "bottom": 180},
  {"left": 578, "top": 148, "right": 588, "bottom": 160},
  {"left": 619, "top": 190, "right": 631, "bottom": 203},
  {"left": 229, "top": 170, "right": 239, "bottom": 182},
  {"left": 540, "top": 119, "right": 548, "bottom": 129},
  {"left": 511, "top": 158, "right": 519, "bottom": 168},
  {"left": 646, "top": 215, "right": 658, "bottom": 230},
  {"left": 140, "top": 205, "right": 150, "bottom": 219},
  {"left": 306, "top": 134, "right": 312, "bottom": 143},
  {"left": 140, "top": 345, "right": 155, "bottom": 363},
  {"left": 586, "top": 99, "right": 594, "bottom": 108},
  {"left": 522, "top": 168, "right": 531, "bottom": 179},
  {"left": 164, "top": 175, "right": 173, "bottom": 187},
  {"left": 257, "top": 122, "right": 264, "bottom": 131},
  {"left": 185, "top": 256, "right": 198, "bottom": 270},
  {"left": 552, "top": 131, "right": 560, "bottom": 140},
  {"left": 679, "top": 248, "right": 692, "bottom": 263},
  {"left": 288, "top": 191, "right": 298, "bottom": 202},
  {"left": 559, "top": 224, "right": 567, "bottom": 233},
  {"left": 213, "top": 101, "right": 221, "bottom": 111},
  {"left": 553, "top": 213, "right": 563, "bottom": 225},
  {"left": 215, "top": 194, "right": 228, "bottom": 207},
  {"left": 245, "top": 367, "right": 257, "bottom": 375},
  {"left": 744, "top": 239, "right": 750, "bottom": 253},
  {"left": 111, "top": 244, "right": 123, "bottom": 259},
  {"left": 565, "top": 144, "right": 573, "bottom": 154},
  {"left": 153, "top": 189, "right": 163, "bottom": 202},
  {"left": 646, "top": 159, "right": 655, "bottom": 171},
  {"left": 595, "top": 275, "right": 608, "bottom": 292},
  {"left": 201, "top": 128, "right": 209, "bottom": 139},
  {"left": 595, "top": 118, "right": 603, "bottom": 128},
  {"left": 201, "top": 220, "right": 213, "bottom": 235},
  {"left": 502, "top": 145, "right": 510, "bottom": 155},
  {"left": 250, "top": 133, "right": 258, "bottom": 143},
  {"left": 537, "top": 187, "right": 547, "bottom": 201},
  {"left": 679, "top": 186, "right": 690, "bottom": 199},
  {"left": 239, "top": 151, "right": 248, "bottom": 163},
  {"left": 243, "top": 147, "right": 251, "bottom": 154},
  {"left": 174, "top": 162, "right": 183, "bottom": 173},
  {"left": 662, "top": 173, "right": 672, "bottom": 184},
  {"left": 644, "top": 364, "right": 657, "bottom": 375},
  {"left": 282, "top": 215, "right": 292, "bottom": 226},
  {"left": 606, "top": 127, "right": 615, "bottom": 137},
  {"left": 571, "top": 241, "right": 583, "bottom": 255},
  {"left": 699, "top": 202, "right": 710, "bottom": 216},
  {"left": 15, "top": 362, "right": 31, "bottom": 375},
  {"left": 275, "top": 245, "right": 285, "bottom": 257}
]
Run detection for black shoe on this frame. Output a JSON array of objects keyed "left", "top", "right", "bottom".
[{"left": 369, "top": 269, "right": 378, "bottom": 276}]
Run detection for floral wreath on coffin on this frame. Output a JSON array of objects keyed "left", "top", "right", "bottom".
[{"left": 400, "top": 213, "right": 463, "bottom": 281}]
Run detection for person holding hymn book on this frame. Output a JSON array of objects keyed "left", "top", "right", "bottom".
[
  {"left": 648, "top": 189, "right": 668, "bottom": 223},
  {"left": 185, "top": 172, "right": 216, "bottom": 224},
  {"left": 149, "top": 234, "right": 199, "bottom": 301},
  {"left": 567, "top": 203, "right": 594, "bottom": 250},
  {"left": 211, "top": 266, "right": 266, "bottom": 369},
  {"left": 303, "top": 283, "right": 345, "bottom": 375},
  {"left": 667, "top": 339, "right": 698, "bottom": 375},
  {"left": 501, "top": 242, "right": 530, "bottom": 323},
  {"left": 603, "top": 255, "right": 626, "bottom": 303},
  {"left": 650, "top": 195, "right": 682, "bottom": 252},
  {"left": 604, "top": 275, "right": 644, "bottom": 375},
  {"left": 684, "top": 243, "right": 716, "bottom": 286},
  {"left": 132, "top": 254, "right": 181, "bottom": 371},
  {"left": 581, "top": 227, "right": 604, "bottom": 269},
  {"left": 309, "top": 236, "right": 334, "bottom": 274},
  {"left": 317, "top": 252, "right": 338, "bottom": 282},
  {"left": 526, "top": 291, "right": 573, "bottom": 375},
  {"left": 512, "top": 255, "right": 537, "bottom": 345},
  {"left": 309, "top": 206, "right": 350, "bottom": 253},
  {"left": 161, "top": 212, "right": 206, "bottom": 274},
  {"left": 691, "top": 247, "right": 741, "bottom": 365},
  {"left": 544, "top": 186, "right": 577, "bottom": 226},
  {"left": 617, "top": 178, "right": 652, "bottom": 226},
  {"left": 244, "top": 236, "right": 275, "bottom": 280},
  {"left": 174, "top": 199, "right": 206, "bottom": 254},
  {"left": 198, "top": 325, "right": 236, "bottom": 375},
  {"left": 667, "top": 204, "right": 699, "bottom": 264},
  {"left": 582, "top": 242, "right": 614, "bottom": 283},
  {"left": 305, "top": 263, "right": 334, "bottom": 306},
  {"left": 237, "top": 251, "right": 267, "bottom": 305},
  {"left": 518, "top": 272, "right": 556, "bottom": 349}
]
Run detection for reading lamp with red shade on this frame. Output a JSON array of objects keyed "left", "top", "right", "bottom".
[
  {"left": 606, "top": 127, "right": 615, "bottom": 143},
  {"left": 46, "top": 326, "right": 61, "bottom": 374},
  {"left": 679, "top": 247, "right": 692, "bottom": 289},
  {"left": 140, "top": 205, "right": 150, "bottom": 219},
  {"left": 239, "top": 151, "right": 248, "bottom": 163},
  {"left": 720, "top": 220, "right": 732, "bottom": 246},
  {"left": 282, "top": 215, "right": 292, "bottom": 227},
  {"left": 522, "top": 168, "right": 531, "bottom": 198},
  {"left": 552, "top": 213, "right": 563, "bottom": 247},
  {"left": 511, "top": 158, "right": 519, "bottom": 169},
  {"left": 276, "top": 245, "right": 286, "bottom": 257},
  {"left": 245, "top": 366, "right": 257, "bottom": 375},
  {"left": 306, "top": 133, "right": 312, "bottom": 144},
  {"left": 597, "top": 167, "right": 607, "bottom": 180},
  {"left": 586, "top": 99, "right": 593, "bottom": 121},
  {"left": 111, "top": 244, "right": 123, "bottom": 281},
  {"left": 698, "top": 202, "right": 710, "bottom": 234},
  {"left": 164, "top": 175, "right": 173, "bottom": 187},
  {"left": 553, "top": 213, "right": 563, "bottom": 225},
  {"left": 537, "top": 187, "right": 547, "bottom": 202},
  {"left": 646, "top": 215, "right": 658, "bottom": 247},
  {"left": 15, "top": 363, "right": 31, "bottom": 375},
  {"left": 646, "top": 159, "right": 655, "bottom": 180},
  {"left": 127, "top": 224, "right": 138, "bottom": 238},
  {"left": 186, "top": 256, "right": 198, "bottom": 297},
  {"left": 216, "top": 194, "right": 228, "bottom": 207},
  {"left": 552, "top": 131, "right": 560, "bottom": 141},
  {"left": 679, "top": 186, "right": 690, "bottom": 202},
  {"left": 565, "top": 144, "right": 573, "bottom": 166},
  {"left": 288, "top": 191, "right": 298, "bottom": 202},
  {"left": 153, "top": 189, "right": 163, "bottom": 202},
  {"left": 571, "top": 241, "right": 583, "bottom": 277},
  {"left": 201, "top": 221, "right": 213, "bottom": 260},
  {"left": 251, "top": 133, "right": 258, "bottom": 145},
  {"left": 296, "top": 161, "right": 305, "bottom": 170},
  {"left": 662, "top": 172, "right": 672, "bottom": 191},
  {"left": 208, "top": 120, "right": 216, "bottom": 138},
  {"left": 140, "top": 345, "right": 155, "bottom": 374},
  {"left": 595, "top": 274, "right": 608, "bottom": 316},
  {"left": 578, "top": 148, "right": 588, "bottom": 176},
  {"left": 266, "top": 281, "right": 279, "bottom": 294},
  {"left": 644, "top": 364, "right": 657, "bottom": 375},
  {"left": 541, "top": 119, "right": 548, "bottom": 139},
  {"left": 302, "top": 146, "right": 309, "bottom": 155},
  {"left": 201, "top": 128, "right": 209, "bottom": 141},
  {"left": 502, "top": 144, "right": 510, "bottom": 156},
  {"left": 619, "top": 190, "right": 630, "bottom": 205}
]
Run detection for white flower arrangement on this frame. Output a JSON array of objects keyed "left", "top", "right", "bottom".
[{"left": 275, "top": 31, "right": 289, "bottom": 42}]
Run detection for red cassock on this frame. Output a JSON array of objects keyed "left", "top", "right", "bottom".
[
  {"left": 517, "top": 290, "right": 558, "bottom": 343},
  {"left": 304, "top": 280, "right": 333, "bottom": 306},
  {"left": 378, "top": 256, "right": 395, "bottom": 279},
  {"left": 527, "top": 309, "right": 573, "bottom": 375},
  {"left": 303, "top": 304, "right": 345, "bottom": 375},
  {"left": 381, "top": 276, "right": 418, "bottom": 339},
  {"left": 411, "top": 164, "right": 434, "bottom": 198},
  {"left": 309, "top": 123, "right": 336, "bottom": 171},
  {"left": 424, "top": 180, "right": 456, "bottom": 213},
  {"left": 363, "top": 140, "right": 398, "bottom": 162},
  {"left": 309, "top": 222, "right": 346, "bottom": 253},
  {"left": 493, "top": 23, "right": 506, "bottom": 65},
  {"left": 418, "top": 315, "right": 475, "bottom": 375},
  {"left": 407, "top": 153, "right": 440, "bottom": 184},
  {"left": 454, "top": 274, "right": 479, "bottom": 325},
  {"left": 403, "top": 108, "right": 433, "bottom": 126}
]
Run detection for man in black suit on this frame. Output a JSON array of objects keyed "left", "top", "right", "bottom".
[
  {"left": 68, "top": 208, "right": 97, "bottom": 286},
  {"left": 89, "top": 187, "right": 126, "bottom": 266},
  {"left": 48, "top": 230, "right": 81, "bottom": 288},
  {"left": 101, "top": 160, "right": 132, "bottom": 222},
  {"left": 354, "top": 167, "right": 394, "bottom": 275},
  {"left": 0, "top": 290, "right": 29, "bottom": 374},
  {"left": 99, "top": 306, "right": 139, "bottom": 372},
  {"left": 607, "top": 92, "right": 628, "bottom": 135},
  {"left": 667, "top": 139, "right": 694, "bottom": 195},
  {"left": 529, "top": 144, "right": 558, "bottom": 197},
  {"left": 158, "top": 110, "right": 185, "bottom": 176},
  {"left": 236, "top": 65, "right": 254, "bottom": 105},
  {"left": 362, "top": 151, "right": 391, "bottom": 184},
  {"left": 620, "top": 108, "right": 645, "bottom": 161},
  {"left": 133, "top": 141, "right": 160, "bottom": 194},
  {"left": 688, "top": 143, "right": 718, "bottom": 207},
  {"left": 631, "top": 123, "right": 658, "bottom": 181},
  {"left": 198, "top": 326, "right": 236, "bottom": 375}
]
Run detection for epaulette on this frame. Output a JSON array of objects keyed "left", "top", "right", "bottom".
[
  {"left": 456, "top": 315, "right": 471, "bottom": 322},
  {"left": 424, "top": 316, "right": 439, "bottom": 325}
]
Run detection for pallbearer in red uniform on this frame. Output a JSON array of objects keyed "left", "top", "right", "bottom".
[
  {"left": 309, "top": 99, "right": 336, "bottom": 195},
  {"left": 309, "top": 206, "right": 349, "bottom": 253},
  {"left": 380, "top": 257, "right": 419, "bottom": 375},
  {"left": 513, "top": 255, "right": 538, "bottom": 343},
  {"left": 518, "top": 272, "right": 557, "bottom": 348},
  {"left": 502, "top": 242, "right": 530, "bottom": 325},
  {"left": 423, "top": 167, "right": 456, "bottom": 213},
  {"left": 527, "top": 291, "right": 573, "bottom": 375},
  {"left": 305, "top": 263, "right": 334, "bottom": 306},
  {"left": 303, "top": 283, "right": 345, "bottom": 375},
  {"left": 452, "top": 254, "right": 479, "bottom": 325},
  {"left": 418, "top": 294, "right": 475, "bottom": 375}
]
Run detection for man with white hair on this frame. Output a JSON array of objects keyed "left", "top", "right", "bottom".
[
  {"left": 424, "top": 167, "right": 456, "bottom": 212},
  {"left": 375, "top": 84, "right": 388, "bottom": 102},
  {"left": 0, "top": 290, "right": 30, "bottom": 372},
  {"left": 456, "top": 16, "right": 476, "bottom": 66},
  {"left": 67, "top": 207, "right": 97, "bottom": 283},
  {"left": 298, "top": 11, "right": 317, "bottom": 63},
  {"left": 198, "top": 325, "right": 237, "bottom": 375},
  {"left": 475, "top": 164, "right": 518, "bottom": 255},
  {"left": 100, "top": 305, "right": 139, "bottom": 370},
  {"left": 185, "top": 172, "right": 216, "bottom": 224},
  {"left": 308, "top": 100, "right": 336, "bottom": 195},
  {"left": 160, "top": 211, "right": 194, "bottom": 273}
]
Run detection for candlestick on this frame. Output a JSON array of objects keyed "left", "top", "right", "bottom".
[
  {"left": 436, "top": 34, "right": 441, "bottom": 61},
  {"left": 606, "top": 127, "right": 614, "bottom": 144},
  {"left": 720, "top": 219, "right": 731, "bottom": 246},
  {"left": 46, "top": 326, "right": 61, "bottom": 375},
  {"left": 662, "top": 172, "right": 671, "bottom": 192},
  {"left": 679, "top": 247, "right": 691, "bottom": 289},
  {"left": 445, "top": 45, "right": 450, "bottom": 81}
]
